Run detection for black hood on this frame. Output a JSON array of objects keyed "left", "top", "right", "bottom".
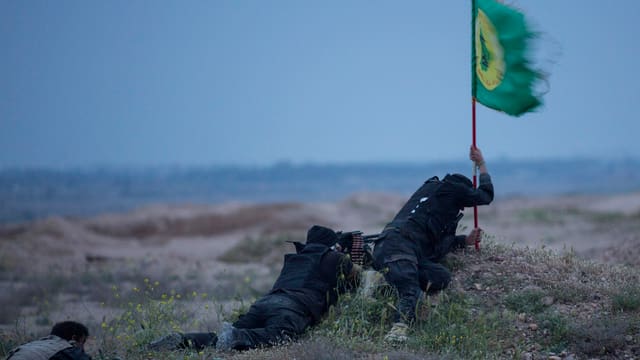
[
  {"left": 306, "top": 225, "right": 338, "bottom": 247},
  {"left": 443, "top": 173, "right": 473, "bottom": 188}
]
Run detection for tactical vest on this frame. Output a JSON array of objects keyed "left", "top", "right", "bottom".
[{"left": 7, "top": 335, "right": 72, "bottom": 360}]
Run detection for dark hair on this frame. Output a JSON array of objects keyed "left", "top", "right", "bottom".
[{"left": 50, "top": 321, "right": 89, "bottom": 341}]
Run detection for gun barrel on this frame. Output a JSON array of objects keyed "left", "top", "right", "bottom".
[{"left": 362, "top": 234, "right": 381, "bottom": 242}]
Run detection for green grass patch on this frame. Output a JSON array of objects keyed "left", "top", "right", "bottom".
[
  {"left": 414, "top": 298, "right": 511, "bottom": 358},
  {"left": 313, "top": 288, "right": 517, "bottom": 359},
  {"left": 93, "top": 279, "right": 216, "bottom": 360},
  {"left": 612, "top": 284, "right": 640, "bottom": 312},
  {"left": 534, "top": 311, "right": 570, "bottom": 353},
  {"left": 549, "top": 283, "right": 591, "bottom": 305},
  {"left": 504, "top": 288, "right": 548, "bottom": 314}
]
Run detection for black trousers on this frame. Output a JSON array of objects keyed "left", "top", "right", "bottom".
[
  {"left": 373, "top": 230, "right": 451, "bottom": 323},
  {"left": 231, "top": 293, "right": 313, "bottom": 350}
]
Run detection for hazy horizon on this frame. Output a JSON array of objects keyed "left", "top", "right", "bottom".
[
  {"left": 2, "top": 158, "right": 640, "bottom": 224},
  {"left": 2, "top": 154, "right": 640, "bottom": 172}
]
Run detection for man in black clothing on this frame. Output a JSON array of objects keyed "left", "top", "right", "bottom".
[
  {"left": 6, "top": 321, "right": 92, "bottom": 360},
  {"left": 150, "top": 225, "right": 358, "bottom": 352},
  {"left": 373, "top": 145, "right": 494, "bottom": 342}
]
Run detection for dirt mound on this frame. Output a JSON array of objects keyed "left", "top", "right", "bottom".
[
  {"left": 83, "top": 203, "right": 311, "bottom": 239},
  {"left": 1, "top": 191, "right": 639, "bottom": 276}
]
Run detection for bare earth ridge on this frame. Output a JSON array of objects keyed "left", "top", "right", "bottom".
[{"left": 1, "top": 191, "right": 639, "bottom": 357}]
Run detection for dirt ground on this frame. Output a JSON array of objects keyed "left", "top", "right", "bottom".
[{"left": 1, "top": 191, "right": 639, "bottom": 342}]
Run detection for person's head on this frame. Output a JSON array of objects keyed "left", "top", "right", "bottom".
[
  {"left": 50, "top": 321, "right": 89, "bottom": 349},
  {"left": 443, "top": 173, "right": 473, "bottom": 188},
  {"left": 306, "top": 225, "right": 338, "bottom": 247},
  {"left": 443, "top": 173, "right": 474, "bottom": 210}
]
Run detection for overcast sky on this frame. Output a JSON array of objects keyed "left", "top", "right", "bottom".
[{"left": 2, "top": 1, "right": 639, "bottom": 168}]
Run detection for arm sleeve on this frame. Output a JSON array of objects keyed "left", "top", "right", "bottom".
[
  {"left": 453, "top": 235, "right": 467, "bottom": 250},
  {"left": 458, "top": 173, "right": 494, "bottom": 208},
  {"left": 336, "top": 253, "right": 355, "bottom": 285},
  {"left": 432, "top": 234, "right": 468, "bottom": 261},
  {"left": 322, "top": 251, "right": 358, "bottom": 292}
]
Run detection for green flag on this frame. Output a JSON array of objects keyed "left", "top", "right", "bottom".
[{"left": 472, "top": 0, "right": 544, "bottom": 116}]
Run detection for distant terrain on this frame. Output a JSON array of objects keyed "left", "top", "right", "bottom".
[{"left": 2, "top": 158, "right": 640, "bottom": 224}]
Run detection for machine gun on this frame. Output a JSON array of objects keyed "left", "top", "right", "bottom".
[
  {"left": 286, "top": 230, "right": 381, "bottom": 268},
  {"left": 335, "top": 231, "right": 381, "bottom": 268}
]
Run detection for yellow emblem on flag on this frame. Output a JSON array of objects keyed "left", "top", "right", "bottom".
[{"left": 475, "top": 9, "right": 504, "bottom": 90}]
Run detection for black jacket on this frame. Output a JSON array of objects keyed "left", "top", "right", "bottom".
[
  {"left": 269, "top": 243, "right": 353, "bottom": 323},
  {"left": 386, "top": 173, "right": 494, "bottom": 260}
]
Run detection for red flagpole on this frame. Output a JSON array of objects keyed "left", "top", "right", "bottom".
[
  {"left": 472, "top": 97, "right": 479, "bottom": 250},
  {"left": 471, "top": 0, "right": 479, "bottom": 251}
]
